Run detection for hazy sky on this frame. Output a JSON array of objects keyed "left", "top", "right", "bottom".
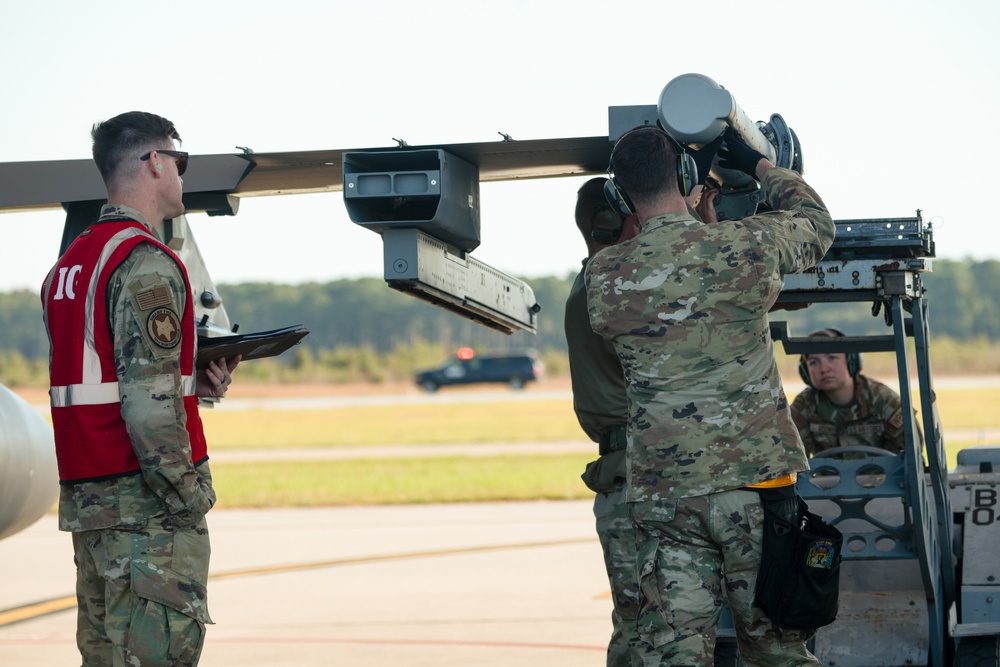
[{"left": 2, "top": 0, "right": 998, "bottom": 293}]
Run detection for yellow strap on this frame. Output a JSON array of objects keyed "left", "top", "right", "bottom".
[{"left": 746, "top": 472, "right": 798, "bottom": 489}]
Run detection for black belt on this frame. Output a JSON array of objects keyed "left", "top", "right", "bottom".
[{"left": 598, "top": 426, "right": 627, "bottom": 456}]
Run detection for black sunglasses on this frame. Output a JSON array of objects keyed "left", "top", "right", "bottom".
[{"left": 140, "top": 149, "right": 189, "bottom": 176}]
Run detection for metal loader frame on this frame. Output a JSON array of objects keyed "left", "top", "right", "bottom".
[{"left": 773, "top": 213, "right": 1000, "bottom": 667}]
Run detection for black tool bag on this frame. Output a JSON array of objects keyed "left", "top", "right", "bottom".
[{"left": 754, "top": 489, "right": 843, "bottom": 631}]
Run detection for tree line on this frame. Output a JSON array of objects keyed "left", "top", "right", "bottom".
[{"left": 3, "top": 259, "right": 999, "bottom": 386}]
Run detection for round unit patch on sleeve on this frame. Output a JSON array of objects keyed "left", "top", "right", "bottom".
[{"left": 147, "top": 308, "right": 182, "bottom": 349}]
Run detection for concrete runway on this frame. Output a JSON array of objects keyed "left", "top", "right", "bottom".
[
  {"left": 0, "top": 500, "right": 614, "bottom": 667},
  {"left": 6, "top": 376, "right": 999, "bottom": 665}
]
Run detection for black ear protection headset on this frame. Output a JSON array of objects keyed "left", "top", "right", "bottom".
[
  {"left": 797, "top": 328, "right": 863, "bottom": 387},
  {"left": 604, "top": 125, "right": 699, "bottom": 218},
  {"left": 603, "top": 176, "right": 635, "bottom": 218},
  {"left": 590, "top": 200, "right": 626, "bottom": 244}
]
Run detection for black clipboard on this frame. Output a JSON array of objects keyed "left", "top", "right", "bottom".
[{"left": 196, "top": 324, "right": 310, "bottom": 369}]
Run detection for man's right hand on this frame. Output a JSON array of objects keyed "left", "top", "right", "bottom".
[{"left": 718, "top": 127, "right": 768, "bottom": 181}]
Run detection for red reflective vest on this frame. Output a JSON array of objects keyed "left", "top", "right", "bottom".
[{"left": 42, "top": 220, "right": 207, "bottom": 484}]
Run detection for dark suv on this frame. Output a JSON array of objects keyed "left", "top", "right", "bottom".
[{"left": 415, "top": 350, "right": 543, "bottom": 392}]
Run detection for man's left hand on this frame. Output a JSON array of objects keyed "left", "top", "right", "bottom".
[
  {"left": 197, "top": 355, "right": 241, "bottom": 398},
  {"left": 695, "top": 187, "right": 720, "bottom": 225}
]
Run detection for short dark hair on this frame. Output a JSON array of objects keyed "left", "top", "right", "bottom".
[
  {"left": 574, "top": 177, "right": 612, "bottom": 238},
  {"left": 91, "top": 111, "right": 181, "bottom": 184},
  {"left": 609, "top": 125, "right": 679, "bottom": 205}
]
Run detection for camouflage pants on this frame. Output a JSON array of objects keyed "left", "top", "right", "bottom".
[
  {"left": 72, "top": 515, "right": 212, "bottom": 667},
  {"left": 595, "top": 481, "right": 644, "bottom": 667},
  {"left": 630, "top": 489, "right": 820, "bottom": 667}
]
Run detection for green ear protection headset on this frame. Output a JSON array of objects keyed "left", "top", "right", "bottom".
[
  {"left": 604, "top": 126, "right": 698, "bottom": 218},
  {"left": 797, "top": 328, "right": 863, "bottom": 387}
]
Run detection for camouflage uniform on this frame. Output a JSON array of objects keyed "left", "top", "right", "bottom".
[
  {"left": 566, "top": 264, "right": 641, "bottom": 667},
  {"left": 586, "top": 168, "right": 835, "bottom": 666},
  {"left": 46, "top": 204, "right": 214, "bottom": 666},
  {"left": 791, "top": 374, "right": 910, "bottom": 456}
]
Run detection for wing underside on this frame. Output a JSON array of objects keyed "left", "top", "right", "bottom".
[{"left": 0, "top": 136, "right": 610, "bottom": 214}]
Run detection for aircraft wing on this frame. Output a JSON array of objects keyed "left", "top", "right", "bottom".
[
  {"left": 0, "top": 136, "right": 610, "bottom": 213},
  {"left": 0, "top": 155, "right": 256, "bottom": 214}
]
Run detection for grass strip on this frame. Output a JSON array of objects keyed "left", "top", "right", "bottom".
[
  {"left": 210, "top": 453, "right": 595, "bottom": 508},
  {"left": 209, "top": 441, "right": 996, "bottom": 508},
  {"left": 202, "top": 388, "right": 1000, "bottom": 450},
  {"left": 199, "top": 386, "right": 1000, "bottom": 507},
  {"left": 202, "top": 400, "right": 584, "bottom": 449}
]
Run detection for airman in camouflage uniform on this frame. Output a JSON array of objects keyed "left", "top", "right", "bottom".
[
  {"left": 42, "top": 112, "right": 238, "bottom": 666},
  {"left": 566, "top": 177, "right": 642, "bottom": 666},
  {"left": 586, "top": 126, "right": 835, "bottom": 666},
  {"left": 791, "top": 329, "right": 916, "bottom": 456}
]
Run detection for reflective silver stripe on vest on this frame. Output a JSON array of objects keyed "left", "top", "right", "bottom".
[
  {"left": 81, "top": 226, "right": 159, "bottom": 384},
  {"left": 51, "top": 375, "right": 197, "bottom": 408},
  {"left": 50, "top": 382, "right": 120, "bottom": 407}
]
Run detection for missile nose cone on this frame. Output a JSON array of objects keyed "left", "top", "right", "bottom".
[
  {"left": 659, "top": 73, "right": 734, "bottom": 145},
  {"left": 0, "top": 385, "right": 58, "bottom": 541}
]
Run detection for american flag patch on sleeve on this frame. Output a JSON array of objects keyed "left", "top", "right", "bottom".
[{"left": 136, "top": 285, "right": 173, "bottom": 311}]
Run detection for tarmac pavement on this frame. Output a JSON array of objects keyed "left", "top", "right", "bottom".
[
  {"left": 0, "top": 500, "right": 613, "bottom": 667},
  {"left": 6, "top": 376, "right": 999, "bottom": 665}
]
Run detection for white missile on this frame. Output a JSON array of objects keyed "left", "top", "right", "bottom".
[
  {"left": 0, "top": 384, "right": 58, "bottom": 541},
  {"left": 658, "top": 72, "right": 801, "bottom": 190}
]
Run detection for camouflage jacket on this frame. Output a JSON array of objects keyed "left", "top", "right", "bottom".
[
  {"left": 790, "top": 374, "right": 911, "bottom": 456},
  {"left": 586, "top": 168, "right": 834, "bottom": 503},
  {"left": 56, "top": 204, "right": 215, "bottom": 532}
]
